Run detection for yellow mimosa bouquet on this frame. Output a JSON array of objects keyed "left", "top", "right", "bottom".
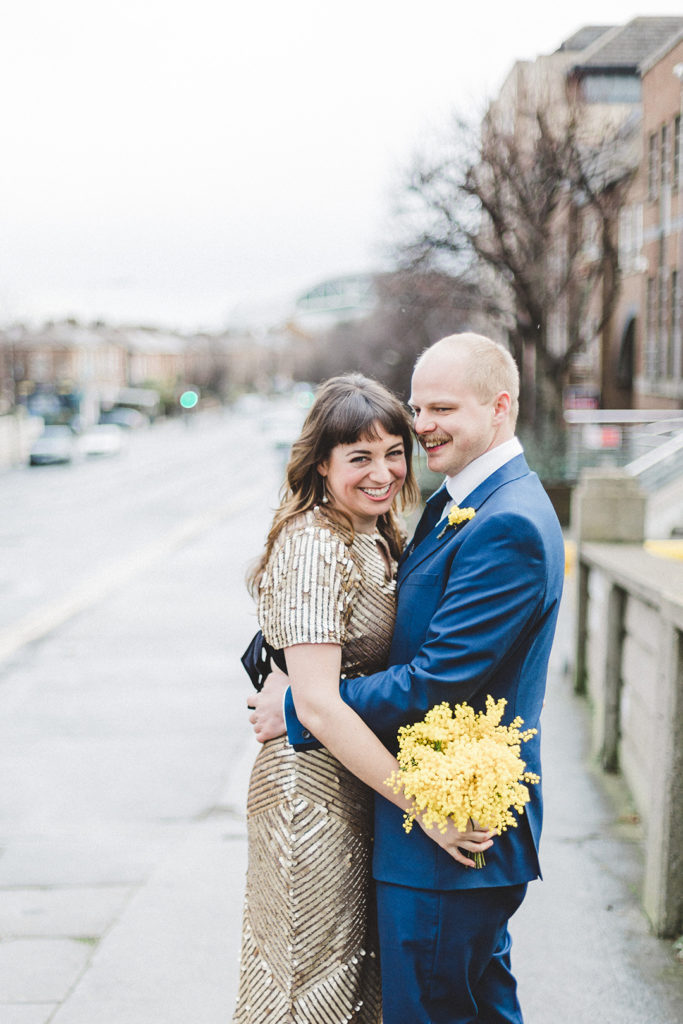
[{"left": 385, "top": 696, "right": 539, "bottom": 866}]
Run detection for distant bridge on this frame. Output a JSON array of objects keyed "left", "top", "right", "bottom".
[{"left": 293, "top": 274, "right": 377, "bottom": 327}]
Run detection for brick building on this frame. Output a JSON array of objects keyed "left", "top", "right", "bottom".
[
  {"left": 633, "top": 29, "right": 683, "bottom": 407},
  {"left": 485, "top": 17, "right": 683, "bottom": 414}
]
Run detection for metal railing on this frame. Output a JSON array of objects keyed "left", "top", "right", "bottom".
[
  {"left": 624, "top": 429, "right": 683, "bottom": 492},
  {"left": 563, "top": 409, "right": 683, "bottom": 485}
]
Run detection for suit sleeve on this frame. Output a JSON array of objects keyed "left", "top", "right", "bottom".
[{"left": 286, "top": 510, "right": 550, "bottom": 747}]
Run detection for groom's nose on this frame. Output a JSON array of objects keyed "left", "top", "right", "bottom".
[{"left": 414, "top": 410, "right": 436, "bottom": 434}]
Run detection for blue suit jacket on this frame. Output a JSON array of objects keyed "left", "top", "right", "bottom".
[{"left": 285, "top": 454, "right": 565, "bottom": 891}]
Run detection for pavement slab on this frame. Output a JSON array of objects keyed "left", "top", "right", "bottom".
[
  {"left": 0, "top": 826, "right": 183, "bottom": 888},
  {"left": 0, "top": 886, "right": 132, "bottom": 939},
  {"left": 49, "top": 817, "right": 247, "bottom": 1024},
  {"left": 0, "top": 1007, "right": 59, "bottom": 1024},
  {"left": 0, "top": 937, "right": 92, "bottom": 1002}
]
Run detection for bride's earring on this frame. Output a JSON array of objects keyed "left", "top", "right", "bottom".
[{"left": 321, "top": 478, "right": 329, "bottom": 504}]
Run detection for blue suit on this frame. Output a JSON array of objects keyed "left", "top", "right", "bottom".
[{"left": 286, "top": 454, "right": 565, "bottom": 1022}]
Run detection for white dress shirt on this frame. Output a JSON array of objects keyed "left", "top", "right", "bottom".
[{"left": 441, "top": 437, "right": 523, "bottom": 515}]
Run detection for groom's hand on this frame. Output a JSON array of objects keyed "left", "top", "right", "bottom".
[
  {"left": 416, "top": 817, "right": 494, "bottom": 868},
  {"left": 247, "top": 669, "right": 289, "bottom": 743}
]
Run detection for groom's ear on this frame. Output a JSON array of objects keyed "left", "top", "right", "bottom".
[{"left": 492, "top": 391, "right": 511, "bottom": 423}]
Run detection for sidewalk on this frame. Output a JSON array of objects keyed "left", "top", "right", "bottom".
[
  {"left": 512, "top": 592, "right": 683, "bottom": 1022},
  {"left": 12, "top": 746, "right": 256, "bottom": 1024},
  {"left": 1, "top": 593, "right": 682, "bottom": 1022}
]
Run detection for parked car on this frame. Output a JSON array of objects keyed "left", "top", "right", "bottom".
[
  {"left": 99, "top": 407, "right": 150, "bottom": 430},
  {"left": 28, "top": 425, "right": 77, "bottom": 466},
  {"left": 77, "top": 424, "right": 124, "bottom": 458}
]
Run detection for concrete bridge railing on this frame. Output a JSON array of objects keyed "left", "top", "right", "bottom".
[{"left": 572, "top": 470, "right": 683, "bottom": 938}]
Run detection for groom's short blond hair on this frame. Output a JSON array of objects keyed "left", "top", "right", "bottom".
[{"left": 416, "top": 333, "right": 520, "bottom": 426}]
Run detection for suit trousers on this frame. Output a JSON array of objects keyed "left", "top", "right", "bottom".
[{"left": 375, "top": 880, "right": 527, "bottom": 1024}]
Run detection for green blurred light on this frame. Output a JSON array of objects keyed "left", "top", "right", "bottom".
[{"left": 180, "top": 390, "right": 199, "bottom": 409}]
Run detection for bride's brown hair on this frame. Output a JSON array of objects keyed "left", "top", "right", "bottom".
[{"left": 248, "top": 374, "right": 419, "bottom": 595}]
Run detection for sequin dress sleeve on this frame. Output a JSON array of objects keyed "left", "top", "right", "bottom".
[{"left": 257, "top": 513, "right": 358, "bottom": 649}]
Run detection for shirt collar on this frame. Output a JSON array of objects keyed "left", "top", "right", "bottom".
[{"left": 444, "top": 437, "right": 523, "bottom": 507}]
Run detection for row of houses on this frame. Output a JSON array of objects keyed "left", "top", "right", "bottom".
[
  {"left": 0, "top": 278, "right": 381, "bottom": 425},
  {"left": 489, "top": 16, "right": 683, "bottom": 413},
  {"left": 0, "top": 320, "right": 285, "bottom": 422}
]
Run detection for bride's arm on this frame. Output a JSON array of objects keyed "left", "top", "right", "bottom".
[{"left": 285, "top": 642, "right": 493, "bottom": 868}]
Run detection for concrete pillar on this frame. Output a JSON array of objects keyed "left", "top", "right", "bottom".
[
  {"left": 571, "top": 469, "right": 645, "bottom": 702},
  {"left": 601, "top": 585, "right": 626, "bottom": 773},
  {"left": 571, "top": 469, "right": 646, "bottom": 543},
  {"left": 643, "top": 618, "right": 683, "bottom": 938},
  {"left": 574, "top": 561, "right": 589, "bottom": 696}
]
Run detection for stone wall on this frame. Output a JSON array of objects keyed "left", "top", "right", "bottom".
[{"left": 572, "top": 470, "right": 683, "bottom": 937}]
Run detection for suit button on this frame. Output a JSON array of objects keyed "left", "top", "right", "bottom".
[{"left": 302, "top": 730, "right": 311, "bottom": 739}]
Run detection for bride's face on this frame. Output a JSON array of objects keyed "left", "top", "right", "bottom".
[{"left": 317, "top": 422, "right": 407, "bottom": 533}]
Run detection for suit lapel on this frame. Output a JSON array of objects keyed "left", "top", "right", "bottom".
[
  {"left": 399, "top": 485, "right": 449, "bottom": 565},
  {"left": 398, "top": 454, "right": 531, "bottom": 584}
]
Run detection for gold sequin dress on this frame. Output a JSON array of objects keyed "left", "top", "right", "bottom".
[{"left": 233, "top": 510, "right": 397, "bottom": 1024}]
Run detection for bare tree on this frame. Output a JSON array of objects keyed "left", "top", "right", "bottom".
[{"left": 397, "top": 100, "right": 637, "bottom": 430}]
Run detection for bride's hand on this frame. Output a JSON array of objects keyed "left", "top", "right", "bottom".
[
  {"left": 247, "top": 669, "right": 289, "bottom": 743},
  {"left": 415, "top": 816, "right": 494, "bottom": 868}
]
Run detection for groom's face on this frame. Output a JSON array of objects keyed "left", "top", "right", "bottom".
[{"left": 409, "top": 350, "right": 501, "bottom": 478}]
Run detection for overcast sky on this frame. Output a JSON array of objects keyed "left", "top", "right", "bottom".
[{"left": 2, "top": 1, "right": 682, "bottom": 332}]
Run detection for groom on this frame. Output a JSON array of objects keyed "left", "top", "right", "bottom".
[{"left": 252, "top": 333, "right": 565, "bottom": 1023}]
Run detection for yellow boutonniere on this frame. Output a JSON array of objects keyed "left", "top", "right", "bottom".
[{"left": 437, "top": 505, "right": 476, "bottom": 539}]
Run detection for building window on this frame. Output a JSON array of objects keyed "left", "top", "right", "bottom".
[
  {"left": 645, "top": 277, "right": 656, "bottom": 377},
  {"left": 634, "top": 203, "right": 643, "bottom": 255},
  {"left": 661, "top": 124, "right": 671, "bottom": 188},
  {"left": 669, "top": 270, "right": 678, "bottom": 377},
  {"left": 658, "top": 268, "right": 667, "bottom": 378},
  {"left": 617, "top": 318, "right": 636, "bottom": 392},
  {"left": 580, "top": 73, "right": 641, "bottom": 103},
  {"left": 674, "top": 116, "right": 681, "bottom": 192},
  {"left": 648, "top": 132, "right": 659, "bottom": 201},
  {"left": 672, "top": 269, "right": 683, "bottom": 380},
  {"left": 618, "top": 204, "right": 644, "bottom": 273},
  {"left": 618, "top": 209, "right": 631, "bottom": 269}
]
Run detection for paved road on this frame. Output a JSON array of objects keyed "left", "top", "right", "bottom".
[
  {"left": 0, "top": 408, "right": 282, "bottom": 1022},
  {"left": 0, "top": 406, "right": 298, "bottom": 661},
  {"left": 0, "top": 409, "right": 681, "bottom": 1022}
]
